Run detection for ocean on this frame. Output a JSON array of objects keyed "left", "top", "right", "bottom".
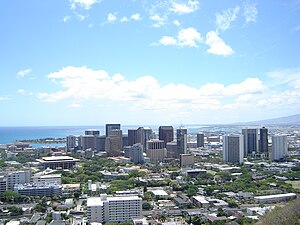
[{"left": 0, "top": 125, "right": 242, "bottom": 145}]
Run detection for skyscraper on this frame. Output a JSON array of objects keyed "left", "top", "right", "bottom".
[
  {"left": 223, "top": 134, "right": 244, "bottom": 164},
  {"left": 106, "top": 124, "right": 121, "bottom": 137},
  {"left": 177, "top": 128, "right": 187, "bottom": 157},
  {"left": 146, "top": 139, "right": 166, "bottom": 162},
  {"left": 81, "top": 135, "right": 96, "bottom": 151},
  {"left": 242, "top": 128, "right": 258, "bottom": 156},
  {"left": 85, "top": 130, "right": 100, "bottom": 136},
  {"left": 130, "top": 143, "right": 144, "bottom": 164},
  {"left": 105, "top": 129, "right": 122, "bottom": 156},
  {"left": 259, "top": 127, "right": 268, "bottom": 154},
  {"left": 136, "top": 127, "right": 153, "bottom": 149},
  {"left": 66, "top": 135, "right": 76, "bottom": 151},
  {"left": 159, "top": 126, "right": 174, "bottom": 147},
  {"left": 128, "top": 129, "right": 138, "bottom": 146},
  {"left": 197, "top": 132, "right": 205, "bottom": 148},
  {"left": 271, "top": 135, "right": 288, "bottom": 161}
]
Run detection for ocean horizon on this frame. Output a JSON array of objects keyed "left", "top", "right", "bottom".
[{"left": 0, "top": 124, "right": 241, "bottom": 145}]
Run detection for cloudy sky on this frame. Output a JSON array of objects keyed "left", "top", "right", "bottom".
[{"left": 1, "top": 0, "right": 300, "bottom": 126}]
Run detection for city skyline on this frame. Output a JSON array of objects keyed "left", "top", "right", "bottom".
[{"left": 1, "top": 0, "right": 300, "bottom": 126}]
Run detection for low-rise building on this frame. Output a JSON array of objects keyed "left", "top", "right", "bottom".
[
  {"left": 192, "top": 195, "right": 210, "bottom": 208},
  {"left": 150, "top": 189, "right": 169, "bottom": 200},
  {"left": 14, "top": 183, "right": 62, "bottom": 197},
  {"left": 36, "top": 156, "right": 79, "bottom": 169},
  {"left": 31, "top": 174, "right": 62, "bottom": 185},
  {"left": 254, "top": 193, "right": 297, "bottom": 203}
]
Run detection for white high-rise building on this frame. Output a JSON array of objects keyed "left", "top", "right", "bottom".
[
  {"left": 223, "top": 134, "right": 244, "bottom": 164},
  {"left": 66, "top": 135, "right": 77, "bottom": 151},
  {"left": 271, "top": 135, "right": 288, "bottom": 161},
  {"left": 87, "top": 195, "right": 142, "bottom": 223},
  {"left": 6, "top": 169, "right": 31, "bottom": 190},
  {"left": 130, "top": 143, "right": 144, "bottom": 164}
]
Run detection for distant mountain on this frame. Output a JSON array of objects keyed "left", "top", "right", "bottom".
[{"left": 236, "top": 114, "right": 300, "bottom": 126}]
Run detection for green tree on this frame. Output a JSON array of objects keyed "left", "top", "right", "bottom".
[
  {"left": 142, "top": 202, "right": 153, "bottom": 210},
  {"left": 7, "top": 206, "right": 23, "bottom": 216},
  {"left": 191, "top": 216, "right": 203, "bottom": 225},
  {"left": 217, "top": 208, "right": 227, "bottom": 217}
]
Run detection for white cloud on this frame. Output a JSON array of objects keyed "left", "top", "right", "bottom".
[
  {"left": 205, "top": 31, "right": 234, "bottom": 56},
  {"left": 157, "top": 27, "right": 202, "bottom": 47},
  {"left": 76, "top": 14, "right": 86, "bottom": 21},
  {"left": 150, "top": 14, "right": 166, "bottom": 28},
  {"left": 244, "top": 2, "right": 258, "bottom": 24},
  {"left": 63, "top": 16, "right": 71, "bottom": 23},
  {"left": 216, "top": 6, "right": 240, "bottom": 32},
  {"left": 17, "top": 89, "right": 33, "bottom": 96},
  {"left": 107, "top": 13, "right": 117, "bottom": 23},
  {"left": 159, "top": 36, "right": 177, "bottom": 45},
  {"left": 120, "top": 16, "right": 129, "bottom": 22},
  {"left": 0, "top": 96, "right": 10, "bottom": 101},
  {"left": 131, "top": 13, "right": 142, "bottom": 21},
  {"left": 70, "top": 0, "right": 100, "bottom": 10},
  {"left": 170, "top": 0, "right": 199, "bottom": 14},
  {"left": 68, "top": 103, "right": 83, "bottom": 108},
  {"left": 18, "top": 89, "right": 26, "bottom": 95},
  {"left": 267, "top": 67, "right": 300, "bottom": 88},
  {"left": 173, "top": 20, "right": 180, "bottom": 26},
  {"left": 35, "top": 66, "right": 270, "bottom": 115},
  {"left": 17, "top": 68, "right": 31, "bottom": 78}
]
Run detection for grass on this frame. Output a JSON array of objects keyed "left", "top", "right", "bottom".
[{"left": 285, "top": 180, "right": 300, "bottom": 190}]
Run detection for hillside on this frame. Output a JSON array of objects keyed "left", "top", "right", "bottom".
[
  {"left": 255, "top": 198, "right": 300, "bottom": 225},
  {"left": 236, "top": 114, "right": 300, "bottom": 126}
]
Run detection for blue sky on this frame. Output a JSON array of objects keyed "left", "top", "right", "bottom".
[{"left": 1, "top": 0, "right": 300, "bottom": 126}]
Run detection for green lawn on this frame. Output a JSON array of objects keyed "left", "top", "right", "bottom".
[{"left": 286, "top": 180, "right": 300, "bottom": 190}]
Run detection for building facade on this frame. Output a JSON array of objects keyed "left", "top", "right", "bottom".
[
  {"left": 146, "top": 139, "right": 166, "bottom": 162},
  {"left": 87, "top": 195, "right": 142, "bottom": 223},
  {"left": 271, "top": 135, "right": 288, "bottom": 161},
  {"left": 159, "top": 126, "right": 174, "bottom": 148},
  {"left": 14, "top": 183, "right": 62, "bottom": 197},
  {"left": 37, "top": 156, "right": 79, "bottom": 170},
  {"left": 106, "top": 124, "right": 121, "bottom": 137},
  {"left": 197, "top": 132, "right": 205, "bottom": 148},
  {"left": 259, "top": 127, "right": 268, "bottom": 154},
  {"left": 242, "top": 128, "right": 258, "bottom": 156},
  {"left": 177, "top": 128, "right": 187, "bottom": 157},
  {"left": 223, "top": 134, "right": 244, "bottom": 164},
  {"left": 130, "top": 143, "right": 144, "bottom": 164}
]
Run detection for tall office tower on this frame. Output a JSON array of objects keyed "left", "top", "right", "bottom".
[
  {"left": 122, "top": 134, "right": 128, "bottom": 147},
  {"left": 177, "top": 128, "right": 187, "bottom": 157},
  {"left": 146, "top": 139, "right": 166, "bottom": 162},
  {"left": 66, "top": 135, "right": 76, "bottom": 151},
  {"left": 129, "top": 143, "right": 144, "bottom": 164},
  {"left": 197, "top": 132, "right": 205, "bottom": 148},
  {"left": 106, "top": 124, "right": 121, "bottom": 137},
  {"left": 105, "top": 129, "right": 122, "bottom": 156},
  {"left": 223, "top": 134, "right": 244, "bottom": 164},
  {"left": 87, "top": 194, "right": 142, "bottom": 223},
  {"left": 96, "top": 135, "right": 106, "bottom": 152},
  {"left": 242, "top": 128, "right": 258, "bottom": 156},
  {"left": 271, "top": 135, "right": 288, "bottom": 161},
  {"left": 85, "top": 130, "right": 100, "bottom": 136},
  {"left": 128, "top": 129, "right": 138, "bottom": 146},
  {"left": 159, "top": 126, "right": 174, "bottom": 147},
  {"left": 259, "top": 127, "right": 268, "bottom": 154},
  {"left": 81, "top": 135, "right": 96, "bottom": 151},
  {"left": 166, "top": 141, "right": 178, "bottom": 158},
  {"left": 137, "top": 127, "right": 153, "bottom": 149}
]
